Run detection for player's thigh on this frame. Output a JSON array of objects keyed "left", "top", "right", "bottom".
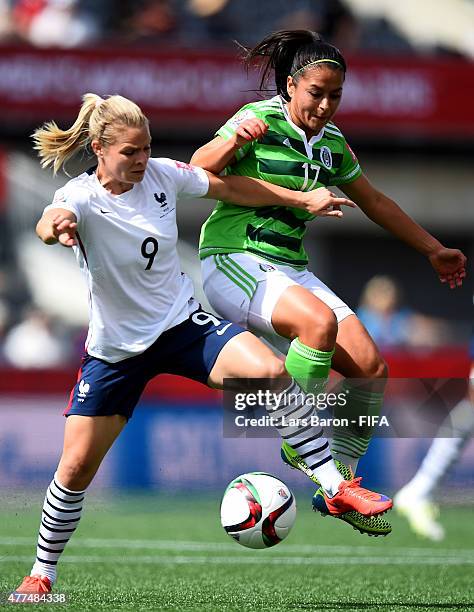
[
  {"left": 201, "top": 254, "right": 296, "bottom": 332},
  {"left": 208, "top": 330, "right": 286, "bottom": 388},
  {"left": 251, "top": 266, "right": 353, "bottom": 343},
  {"left": 270, "top": 285, "right": 337, "bottom": 343},
  {"left": 57, "top": 414, "right": 127, "bottom": 489},
  {"left": 332, "top": 314, "right": 387, "bottom": 382},
  {"left": 58, "top": 351, "right": 149, "bottom": 488},
  {"left": 158, "top": 308, "right": 286, "bottom": 389},
  {"left": 65, "top": 352, "right": 149, "bottom": 420}
]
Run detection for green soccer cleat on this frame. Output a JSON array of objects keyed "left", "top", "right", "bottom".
[
  {"left": 281, "top": 441, "right": 392, "bottom": 537},
  {"left": 280, "top": 440, "right": 322, "bottom": 486}
]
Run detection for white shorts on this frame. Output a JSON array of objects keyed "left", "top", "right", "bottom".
[{"left": 201, "top": 252, "right": 354, "bottom": 353}]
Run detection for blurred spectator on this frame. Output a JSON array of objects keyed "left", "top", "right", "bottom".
[
  {"left": 12, "top": 0, "right": 100, "bottom": 47},
  {"left": 124, "top": 0, "right": 177, "bottom": 44},
  {"left": 3, "top": 307, "right": 68, "bottom": 368},
  {"left": 357, "top": 275, "right": 451, "bottom": 349},
  {"left": 321, "top": 0, "right": 361, "bottom": 52},
  {"left": 177, "top": 0, "right": 357, "bottom": 49},
  {"left": 0, "top": 0, "right": 454, "bottom": 56},
  {"left": 0, "top": 0, "right": 13, "bottom": 41}
]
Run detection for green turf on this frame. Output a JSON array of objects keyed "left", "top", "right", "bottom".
[{"left": 0, "top": 492, "right": 473, "bottom": 611}]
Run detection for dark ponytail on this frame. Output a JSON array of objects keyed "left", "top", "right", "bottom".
[{"left": 243, "top": 29, "right": 346, "bottom": 101}]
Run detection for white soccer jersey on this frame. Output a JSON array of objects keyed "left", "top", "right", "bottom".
[{"left": 44, "top": 158, "right": 209, "bottom": 362}]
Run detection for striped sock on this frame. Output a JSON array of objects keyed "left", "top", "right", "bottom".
[
  {"left": 268, "top": 380, "right": 343, "bottom": 496},
  {"left": 30, "top": 473, "right": 85, "bottom": 584},
  {"left": 331, "top": 380, "right": 385, "bottom": 474}
]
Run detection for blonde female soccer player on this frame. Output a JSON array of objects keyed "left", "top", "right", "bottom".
[{"left": 14, "top": 93, "right": 391, "bottom": 594}]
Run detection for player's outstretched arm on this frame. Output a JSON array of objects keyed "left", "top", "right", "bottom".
[
  {"left": 341, "top": 174, "right": 467, "bottom": 288},
  {"left": 36, "top": 208, "right": 78, "bottom": 247},
  {"left": 204, "top": 172, "right": 355, "bottom": 218},
  {"left": 191, "top": 118, "right": 268, "bottom": 174}
]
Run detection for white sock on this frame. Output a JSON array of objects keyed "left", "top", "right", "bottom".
[
  {"left": 312, "top": 460, "right": 345, "bottom": 497},
  {"left": 405, "top": 398, "right": 474, "bottom": 499},
  {"left": 268, "top": 380, "right": 343, "bottom": 496},
  {"left": 30, "top": 472, "right": 86, "bottom": 584},
  {"left": 407, "top": 436, "right": 469, "bottom": 499}
]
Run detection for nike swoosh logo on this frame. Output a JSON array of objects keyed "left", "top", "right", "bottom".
[
  {"left": 216, "top": 322, "right": 233, "bottom": 336},
  {"left": 100, "top": 209, "right": 112, "bottom": 214}
]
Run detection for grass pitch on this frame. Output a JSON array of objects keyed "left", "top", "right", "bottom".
[{"left": 0, "top": 492, "right": 473, "bottom": 611}]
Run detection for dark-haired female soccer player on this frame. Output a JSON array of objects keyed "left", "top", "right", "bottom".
[
  {"left": 14, "top": 92, "right": 392, "bottom": 595},
  {"left": 192, "top": 29, "right": 467, "bottom": 536}
]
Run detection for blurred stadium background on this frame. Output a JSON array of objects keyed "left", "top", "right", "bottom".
[{"left": 0, "top": 1, "right": 473, "bottom": 608}]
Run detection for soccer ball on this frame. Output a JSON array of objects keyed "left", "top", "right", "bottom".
[{"left": 220, "top": 472, "right": 296, "bottom": 549}]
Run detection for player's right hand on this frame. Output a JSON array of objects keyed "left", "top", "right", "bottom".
[
  {"left": 52, "top": 214, "right": 77, "bottom": 247},
  {"left": 233, "top": 119, "right": 268, "bottom": 148},
  {"left": 302, "top": 187, "right": 356, "bottom": 217}
]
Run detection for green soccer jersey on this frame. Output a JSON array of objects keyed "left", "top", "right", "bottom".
[{"left": 199, "top": 95, "right": 362, "bottom": 268}]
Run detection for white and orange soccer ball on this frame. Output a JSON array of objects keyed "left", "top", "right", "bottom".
[{"left": 220, "top": 472, "right": 296, "bottom": 549}]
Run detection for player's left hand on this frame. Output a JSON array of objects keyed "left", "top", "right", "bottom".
[{"left": 428, "top": 248, "right": 467, "bottom": 288}]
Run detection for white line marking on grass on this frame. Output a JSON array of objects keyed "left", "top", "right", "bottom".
[
  {"left": 1, "top": 537, "right": 473, "bottom": 559},
  {"left": 2, "top": 555, "right": 474, "bottom": 566}
]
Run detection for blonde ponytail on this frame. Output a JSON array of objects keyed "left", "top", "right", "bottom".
[
  {"left": 32, "top": 93, "right": 149, "bottom": 175},
  {"left": 32, "top": 93, "right": 101, "bottom": 175}
]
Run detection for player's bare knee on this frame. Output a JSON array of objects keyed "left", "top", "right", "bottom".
[
  {"left": 58, "top": 458, "right": 98, "bottom": 490},
  {"left": 252, "top": 356, "right": 286, "bottom": 380},
  {"left": 375, "top": 358, "right": 388, "bottom": 379},
  {"left": 296, "top": 307, "right": 337, "bottom": 348},
  {"left": 362, "top": 356, "right": 388, "bottom": 380}
]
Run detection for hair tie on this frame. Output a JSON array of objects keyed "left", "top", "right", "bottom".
[{"left": 292, "top": 59, "right": 342, "bottom": 78}]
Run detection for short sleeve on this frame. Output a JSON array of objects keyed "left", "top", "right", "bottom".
[
  {"left": 332, "top": 140, "right": 362, "bottom": 186},
  {"left": 155, "top": 158, "right": 209, "bottom": 198},
  {"left": 43, "top": 184, "right": 88, "bottom": 223},
  {"left": 216, "top": 107, "right": 257, "bottom": 161}
]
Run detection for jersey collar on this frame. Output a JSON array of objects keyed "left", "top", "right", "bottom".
[{"left": 278, "top": 95, "right": 325, "bottom": 159}]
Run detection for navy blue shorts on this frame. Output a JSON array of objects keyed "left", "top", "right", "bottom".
[{"left": 65, "top": 308, "right": 245, "bottom": 420}]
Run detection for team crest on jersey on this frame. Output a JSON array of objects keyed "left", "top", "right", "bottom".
[
  {"left": 154, "top": 192, "right": 174, "bottom": 218},
  {"left": 320, "top": 146, "right": 333, "bottom": 169},
  {"left": 154, "top": 192, "right": 167, "bottom": 207},
  {"left": 259, "top": 263, "right": 275, "bottom": 272}
]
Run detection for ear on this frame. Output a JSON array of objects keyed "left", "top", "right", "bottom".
[
  {"left": 287, "top": 76, "right": 295, "bottom": 99},
  {"left": 91, "top": 139, "right": 103, "bottom": 158}
]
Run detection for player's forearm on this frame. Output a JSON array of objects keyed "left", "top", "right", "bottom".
[
  {"left": 362, "top": 194, "right": 443, "bottom": 256},
  {"left": 191, "top": 139, "right": 239, "bottom": 174},
  {"left": 206, "top": 174, "right": 306, "bottom": 209}
]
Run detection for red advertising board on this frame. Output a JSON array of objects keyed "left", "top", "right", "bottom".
[
  {"left": 0, "top": 347, "right": 469, "bottom": 399},
  {"left": 0, "top": 45, "right": 473, "bottom": 140}
]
